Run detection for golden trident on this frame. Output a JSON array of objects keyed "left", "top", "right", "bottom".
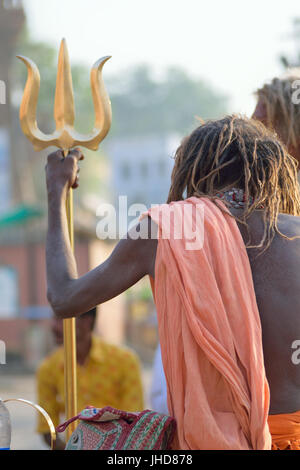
[{"left": 17, "top": 39, "right": 112, "bottom": 440}]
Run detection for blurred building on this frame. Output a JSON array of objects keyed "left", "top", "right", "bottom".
[
  {"left": 124, "top": 279, "right": 158, "bottom": 365},
  {"left": 108, "top": 134, "right": 178, "bottom": 210},
  {"left": 106, "top": 134, "right": 179, "bottom": 363},
  {"left": 0, "top": 208, "right": 126, "bottom": 372},
  {"left": 0, "top": 0, "right": 25, "bottom": 211},
  {"left": 0, "top": 0, "right": 127, "bottom": 374}
]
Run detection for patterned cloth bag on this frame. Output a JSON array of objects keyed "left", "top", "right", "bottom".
[{"left": 56, "top": 406, "right": 176, "bottom": 450}]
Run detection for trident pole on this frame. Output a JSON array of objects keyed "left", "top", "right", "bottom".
[
  {"left": 63, "top": 167, "right": 77, "bottom": 438},
  {"left": 17, "top": 38, "right": 112, "bottom": 440}
]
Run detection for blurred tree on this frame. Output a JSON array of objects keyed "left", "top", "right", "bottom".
[
  {"left": 14, "top": 33, "right": 228, "bottom": 138},
  {"left": 13, "top": 29, "right": 228, "bottom": 207},
  {"left": 280, "top": 18, "right": 300, "bottom": 69},
  {"left": 108, "top": 64, "right": 228, "bottom": 137}
]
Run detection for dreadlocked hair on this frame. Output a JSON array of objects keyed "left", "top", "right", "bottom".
[
  {"left": 167, "top": 114, "right": 300, "bottom": 251},
  {"left": 256, "top": 73, "right": 300, "bottom": 149}
]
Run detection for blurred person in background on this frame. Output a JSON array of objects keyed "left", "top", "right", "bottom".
[
  {"left": 251, "top": 74, "right": 300, "bottom": 449},
  {"left": 150, "top": 344, "right": 168, "bottom": 415},
  {"left": 253, "top": 72, "right": 300, "bottom": 167},
  {"left": 36, "top": 307, "right": 144, "bottom": 449}
]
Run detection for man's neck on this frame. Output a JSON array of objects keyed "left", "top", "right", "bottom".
[{"left": 76, "top": 336, "right": 92, "bottom": 366}]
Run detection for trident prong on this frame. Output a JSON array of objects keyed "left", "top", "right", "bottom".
[{"left": 17, "top": 38, "right": 112, "bottom": 152}]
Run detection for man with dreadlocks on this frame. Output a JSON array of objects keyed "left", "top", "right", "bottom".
[
  {"left": 45, "top": 115, "right": 300, "bottom": 450},
  {"left": 252, "top": 74, "right": 300, "bottom": 449},
  {"left": 253, "top": 72, "right": 300, "bottom": 165}
]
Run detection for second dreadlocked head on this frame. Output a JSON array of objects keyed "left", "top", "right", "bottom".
[
  {"left": 167, "top": 115, "right": 300, "bottom": 248},
  {"left": 255, "top": 74, "right": 300, "bottom": 155}
]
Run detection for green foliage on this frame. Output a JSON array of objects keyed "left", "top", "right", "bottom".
[
  {"left": 126, "top": 283, "right": 153, "bottom": 302},
  {"left": 280, "top": 18, "right": 300, "bottom": 69},
  {"left": 109, "top": 65, "right": 228, "bottom": 137}
]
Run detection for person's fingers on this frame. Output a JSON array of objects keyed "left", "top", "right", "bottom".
[
  {"left": 69, "top": 148, "right": 84, "bottom": 161},
  {"left": 71, "top": 175, "right": 79, "bottom": 189},
  {"left": 46, "top": 148, "right": 82, "bottom": 190},
  {"left": 47, "top": 149, "right": 64, "bottom": 163}
]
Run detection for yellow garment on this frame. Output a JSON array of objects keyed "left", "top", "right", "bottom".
[{"left": 36, "top": 336, "right": 144, "bottom": 434}]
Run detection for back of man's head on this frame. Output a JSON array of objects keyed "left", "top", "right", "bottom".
[
  {"left": 51, "top": 307, "right": 97, "bottom": 346},
  {"left": 168, "top": 115, "right": 300, "bottom": 250}
]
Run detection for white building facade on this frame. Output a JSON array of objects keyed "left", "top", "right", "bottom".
[{"left": 108, "top": 134, "right": 180, "bottom": 210}]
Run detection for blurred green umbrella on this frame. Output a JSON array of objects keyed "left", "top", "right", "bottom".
[{"left": 0, "top": 204, "right": 43, "bottom": 229}]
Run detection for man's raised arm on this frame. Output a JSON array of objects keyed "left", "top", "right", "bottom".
[{"left": 46, "top": 149, "right": 157, "bottom": 319}]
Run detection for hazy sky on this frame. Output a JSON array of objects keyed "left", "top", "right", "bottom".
[{"left": 23, "top": 0, "right": 300, "bottom": 115}]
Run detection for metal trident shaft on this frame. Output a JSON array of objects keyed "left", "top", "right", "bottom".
[{"left": 17, "top": 39, "right": 112, "bottom": 440}]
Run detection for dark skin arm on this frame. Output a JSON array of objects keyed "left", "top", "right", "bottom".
[{"left": 46, "top": 149, "right": 157, "bottom": 318}]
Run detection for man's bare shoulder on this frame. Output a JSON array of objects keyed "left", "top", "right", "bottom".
[
  {"left": 129, "top": 215, "right": 158, "bottom": 240},
  {"left": 241, "top": 211, "right": 300, "bottom": 285},
  {"left": 269, "top": 213, "right": 300, "bottom": 267},
  {"left": 231, "top": 209, "right": 300, "bottom": 247},
  {"left": 277, "top": 212, "right": 300, "bottom": 237}
]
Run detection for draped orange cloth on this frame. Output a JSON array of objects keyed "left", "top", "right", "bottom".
[
  {"left": 144, "top": 197, "right": 271, "bottom": 450},
  {"left": 268, "top": 411, "right": 300, "bottom": 450}
]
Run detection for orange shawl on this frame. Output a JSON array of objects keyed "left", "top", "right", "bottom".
[{"left": 145, "top": 197, "right": 271, "bottom": 450}]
